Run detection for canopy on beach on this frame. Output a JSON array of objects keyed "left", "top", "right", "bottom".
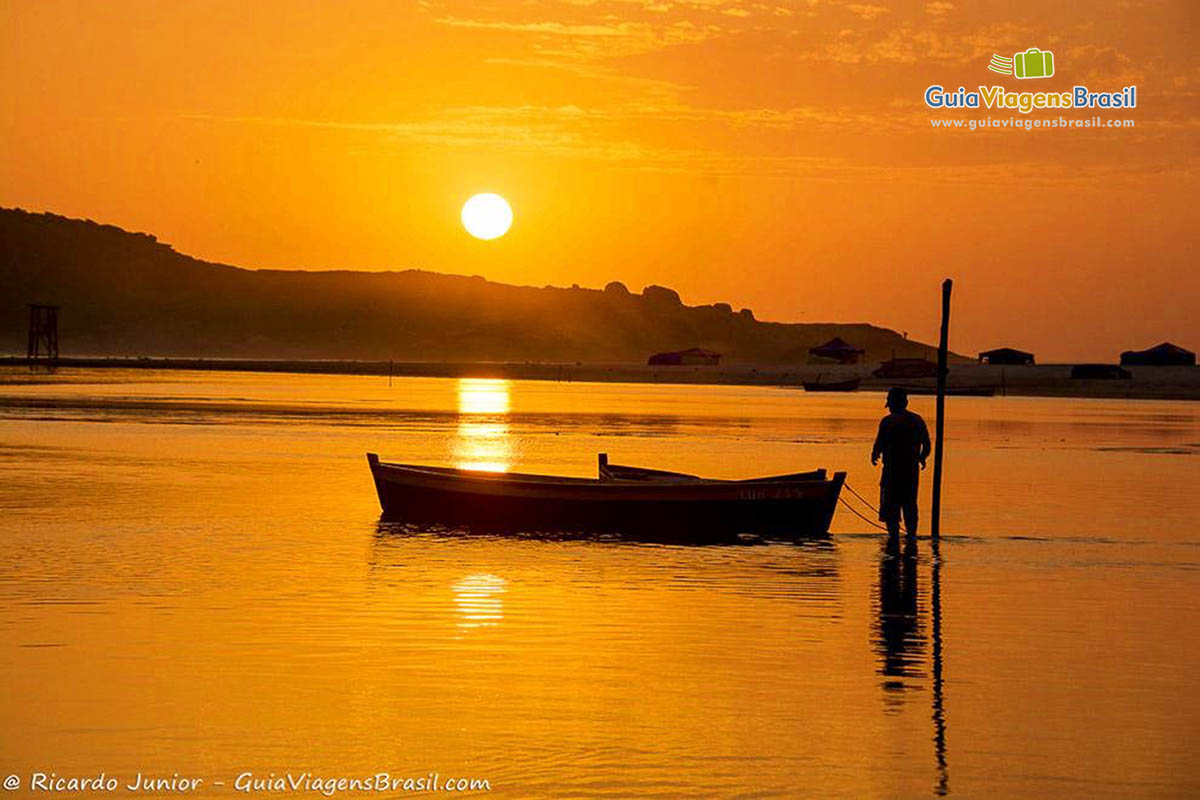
[
  {"left": 1119, "top": 342, "right": 1195, "bottom": 366},
  {"left": 808, "top": 337, "right": 864, "bottom": 364},
  {"left": 978, "top": 347, "right": 1035, "bottom": 366}
]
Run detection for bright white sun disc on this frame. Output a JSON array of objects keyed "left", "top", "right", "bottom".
[{"left": 461, "top": 193, "right": 513, "bottom": 240}]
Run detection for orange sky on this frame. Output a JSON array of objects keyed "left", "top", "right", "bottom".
[{"left": 2, "top": 0, "right": 1197, "bottom": 360}]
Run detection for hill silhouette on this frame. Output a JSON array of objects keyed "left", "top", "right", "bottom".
[{"left": 1, "top": 208, "right": 942, "bottom": 363}]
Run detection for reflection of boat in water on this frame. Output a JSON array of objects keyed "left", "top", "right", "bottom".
[
  {"left": 367, "top": 453, "right": 845, "bottom": 537},
  {"left": 802, "top": 377, "right": 862, "bottom": 392}
]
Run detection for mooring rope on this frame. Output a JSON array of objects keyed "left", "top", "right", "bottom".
[
  {"left": 843, "top": 481, "right": 881, "bottom": 515},
  {"left": 839, "top": 481, "right": 890, "bottom": 532},
  {"left": 838, "top": 495, "right": 889, "bottom": 532}
]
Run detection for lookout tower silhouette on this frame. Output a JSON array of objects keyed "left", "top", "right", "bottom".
[{"left": 26, "top": 304, "right": 60, "bottom": 363}]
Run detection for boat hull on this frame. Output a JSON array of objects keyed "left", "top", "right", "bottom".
[
  {"left": 802, "top": 378, "right": 861, "bottom": 392},
  {"left": 367, "top": 454, "right": 844, "bottom": 537},
  {"left": 894, "top": 384, "right": 997, "bottom": 397}
]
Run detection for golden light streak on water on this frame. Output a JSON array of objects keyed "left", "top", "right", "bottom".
[
  {"left": 452, "top": 574, "right": 508, "bottom": 631},
  {"left": 457, "top": 378, "right": 511, "bottom": 415},
  {"left": 454, "top": 378, "right": 513, "bottom": 472}
]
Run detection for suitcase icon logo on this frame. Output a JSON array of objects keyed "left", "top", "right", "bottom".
[
  {"left": 988, "top": 48, "right": 1055, "bottom": 79},
  {"left": 1014, "top": 48, "right": 1054, "bottom": 79}
]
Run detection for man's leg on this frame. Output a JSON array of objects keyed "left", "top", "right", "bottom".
[
  {"left": 902, "top": 501, "right": 919, "bottom": 539},
  {"left": 886, "top": 516, "right": 901, "bottom": 540},
  {"left": 880, "top": 485, "right": 901, "bottom": 541},
  {"left": 882, "top": 505, "right": 902, "bottom": 540}
]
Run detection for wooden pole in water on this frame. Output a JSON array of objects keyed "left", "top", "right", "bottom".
[{"left": 931, "top": 279, "right": 952, "bottom": 541}]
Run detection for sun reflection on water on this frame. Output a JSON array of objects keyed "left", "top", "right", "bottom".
[
  {"left": 453, "top": 379, "right": 513, "bottom": 472},
  {"left": 457, "top": 378, "right": 510, "bottom": 415},
  {"left": 452, "top": 573, "right": 507, "bottom": 630}
]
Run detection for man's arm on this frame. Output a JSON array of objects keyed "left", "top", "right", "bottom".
[
  {"left": 871, "top": 419, "right": 886, "bottom": 465},
  {"left": 918, "top": 416, "right": 932, "bottom": 467}
]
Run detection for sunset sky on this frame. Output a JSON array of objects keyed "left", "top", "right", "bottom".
[{"left": 2, "top": 0, "right": 1196, "bottom": 360}]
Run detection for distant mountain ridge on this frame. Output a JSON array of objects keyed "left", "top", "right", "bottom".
[{"left": 1, "top": 208, "right": 944, "bottom": 363}]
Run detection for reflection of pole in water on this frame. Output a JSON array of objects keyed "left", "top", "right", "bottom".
[{"left": 931, "top": 538, "right": 948, "bottom": 796}]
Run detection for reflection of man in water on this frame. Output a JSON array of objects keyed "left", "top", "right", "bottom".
[
  {"left": 871, "top": 387, "right": 931, "bottom": 539},
  {"left": 876, "top": 537, "right": 921, "bottom": 699}
]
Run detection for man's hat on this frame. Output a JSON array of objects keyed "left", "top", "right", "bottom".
[{"left": 885, "top": 386, "right": 908, "bottom": 409}]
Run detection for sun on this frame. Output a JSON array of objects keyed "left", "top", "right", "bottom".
[{"left": 461, "top": 193, "right": 513, "bottom": 240}]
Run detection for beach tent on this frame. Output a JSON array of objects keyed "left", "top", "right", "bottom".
[
  {"left": 647, "top": 347, "right": 722, "bottom": 366},
  {"left": 808, "top": 337, "right": 865, "bottom": 364},
  {"left": 978, "top": 347, "right": 1035, "bottom": 366},
  {"left": 1119, "top": 342, "right": 1195, "bottom": 366}
]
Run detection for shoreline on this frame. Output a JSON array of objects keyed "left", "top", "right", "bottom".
[{"left": 2, "top": 356, "right": 1198, "bottom": 400}]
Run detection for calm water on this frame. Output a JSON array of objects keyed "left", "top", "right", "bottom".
[{"left": 0, "top": 369, "right": 1197, "bottom": 798}]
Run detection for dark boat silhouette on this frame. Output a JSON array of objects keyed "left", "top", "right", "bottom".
[
  {"left": 367, "top": 453, "right": 845, "bottom": 537},
  {"left": 894, "top": 384, "right": 997, "bottom": 397},
  {"left": 802, "top": 376, "right": 861, "bottom": 392}
]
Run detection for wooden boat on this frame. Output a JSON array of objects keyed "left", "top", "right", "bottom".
[
  {"left": 367, "top": 453, "right": 845, "bottom": 536},
  {"left": 802, "top": 377, "right": 861, "bottom": 392}
]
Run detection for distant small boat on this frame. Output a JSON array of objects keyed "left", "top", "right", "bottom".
[
  {"left": 873, "top": 358, "right": 938, "bottom": 379},
  {"left": 1070, "top": 364, "right": 1132, "bottom": 380},
  {"left": 802, "top": 377, "right": 862, "bottom": 392},
  {"left": 367, "top": 453, "right": 845, "bottom": 536}
]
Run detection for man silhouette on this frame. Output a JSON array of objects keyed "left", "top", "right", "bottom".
[{"left": 871, "top": 387, "right": 931, "bottom": 539}]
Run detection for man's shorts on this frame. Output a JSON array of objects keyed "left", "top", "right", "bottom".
[{"left": 879, "top": 480, "right": 918, "bottom": 523}]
